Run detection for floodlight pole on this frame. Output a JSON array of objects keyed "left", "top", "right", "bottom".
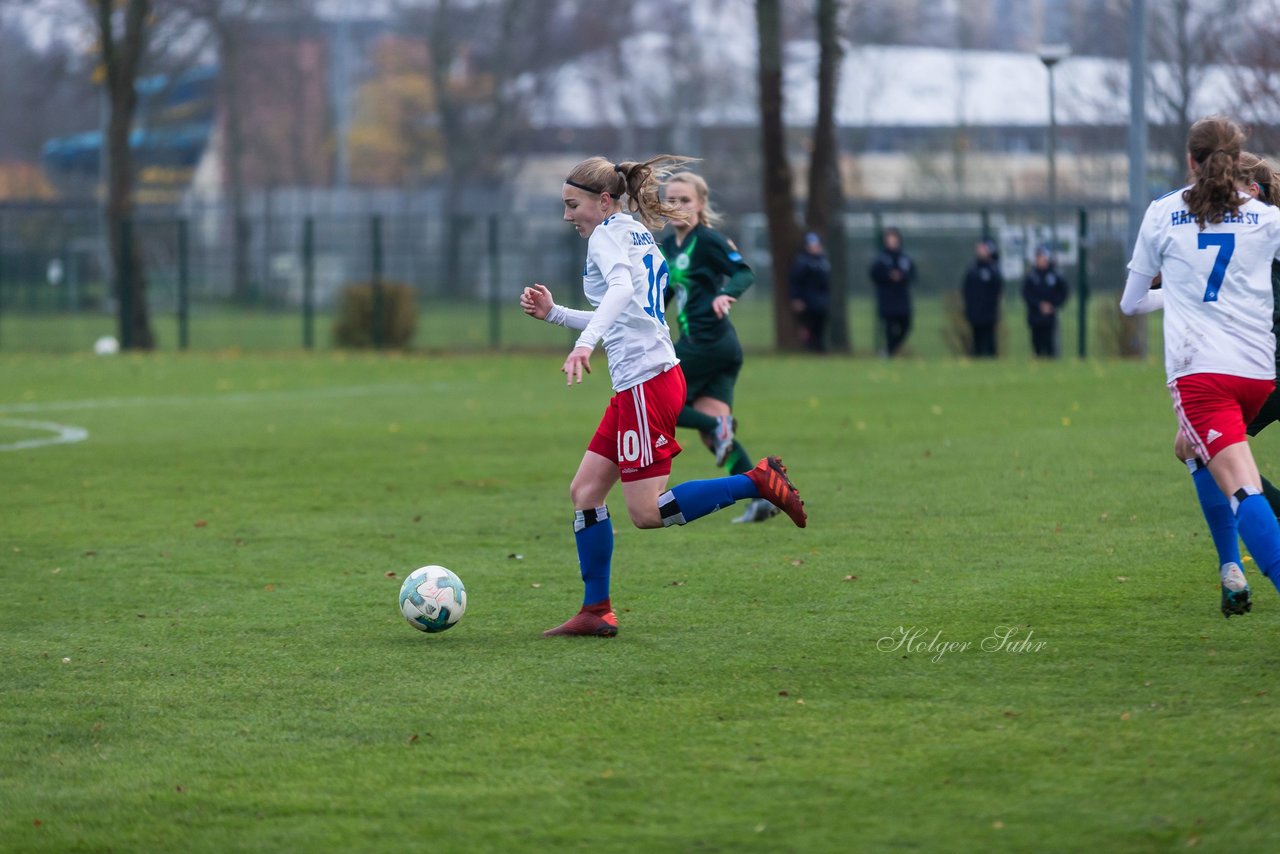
[{"left": 1038, "top": 45, "right": 1070, "bottom": 258}]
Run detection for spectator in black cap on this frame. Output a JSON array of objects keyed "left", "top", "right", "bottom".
[
  {"left": 790, "top": 231, "right": 831, "bottom": 352},
  {"left": 869, "top": 227, "right": 916, "bottom": 357},
  {"left": 962, "top": 237, "right": 1004, "bottom": 357},
  {"left": 1022, "top": 244, "right": 1068, "bottom": 358}
]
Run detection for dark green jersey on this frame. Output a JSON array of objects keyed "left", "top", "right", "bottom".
[
  {"left": 660, "top": 224, "right": 754, "bottom": 342},
  {"left": 1272, "top": 261, "right": 1280, "bottom": 373}
]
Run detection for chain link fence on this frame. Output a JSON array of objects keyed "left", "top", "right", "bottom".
[{"left": 0, "top": 200, "right": 1142, "bottom": 357}]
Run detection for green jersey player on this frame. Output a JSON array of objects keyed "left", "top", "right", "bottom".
[{"left": 661, "top": 172, "right": 779, "bottom": 523}]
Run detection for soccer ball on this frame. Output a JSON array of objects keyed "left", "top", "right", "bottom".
[
  {"left": 398, "top": 565, "right": 466, "bottom": 633},
  {"left": 93, "top": 335, "right": 119, "bottom": 356}
]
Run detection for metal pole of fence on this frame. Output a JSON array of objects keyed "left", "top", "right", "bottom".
[
  {"left": 1077, "top": 208, "right": 1088, "bottom": 359},
  {"left": 871, "top": 209, "right": 884, "bottom": 355},
  {"left": 371, "top": 214, "right": 384, "bottom": 349},
  {"left": 302, "top": 216, "right": 315, "bottom": 349},
  {"left": 177, "top": 218, "right": 190, "bottom": 351},
  {"left": 488, "top": 214, "right": 501, "bottom": 349},
  {"left": 119, "top": 217, "right": 133, "bottom": 350},
  {"left": 980, "top": 209, "right": 991, "bottom": 241}
]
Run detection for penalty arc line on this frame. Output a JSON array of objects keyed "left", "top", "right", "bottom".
[
  {"left": 0, "top": 419, "right": 89, "bottom": 453},
  {"left": 0, "top": 383, "right": 433, "bottom": 453}
]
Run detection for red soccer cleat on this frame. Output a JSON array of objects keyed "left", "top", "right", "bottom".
[
  {"left": 542, "top": 607, "right": 619, "bottom": 638},
  {"left": 746, "top": 456, "right": 807, "bottom": 528}
]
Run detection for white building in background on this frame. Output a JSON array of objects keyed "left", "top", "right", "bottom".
[{"left": 514, "top": 38, "right": 1245, "bottom": 207}]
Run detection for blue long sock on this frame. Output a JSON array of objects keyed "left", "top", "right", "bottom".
[
  {"left": 1189, "top": 461, "right": 1240, "bottom": 567},
  {"left": 1234, "top": 492, "right": 1280, "bottom": 591},
  {"left": 574, "top": 507, "right": 613, "bottom": 606},
  {"left": 657, "top": 475, "right": 758, "bottom": 526}
]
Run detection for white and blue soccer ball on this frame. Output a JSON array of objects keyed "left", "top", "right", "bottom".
[
  {"left": 93, "top": 335, "right": 119, "bottom": 356},
  {"left": 398, "top": 565, "right": 466, "bottom": 633}
]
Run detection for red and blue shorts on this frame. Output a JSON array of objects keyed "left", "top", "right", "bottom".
[
  {"left": 587, "top": 365, "right": 685, "bottom": 482},
  {"left": 1169, "top": 372, "right": 1276, "bottom": 462}
]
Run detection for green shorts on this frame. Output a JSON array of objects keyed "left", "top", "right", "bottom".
[{"left": 675, "top": 329, "right": 743, "bottom": 408}]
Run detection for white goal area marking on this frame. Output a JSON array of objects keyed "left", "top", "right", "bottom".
[
  {"left": 0, "top": 383, "right": 424, "bottom": 452},
  {"left": 0, "top": 419, "right": 89, "bottom": 452}
]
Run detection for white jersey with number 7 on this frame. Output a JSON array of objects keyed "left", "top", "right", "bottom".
[{"left": 1128, "top": 187, "right": 1280, "bottom": 382}]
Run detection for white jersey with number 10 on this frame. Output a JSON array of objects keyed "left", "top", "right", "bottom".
[
  {"left": 1129, "top": 188, "right": 1280, "bottom": 382},
  {"left": 581, "top": 212, "right": 679, "bottom": 392}
]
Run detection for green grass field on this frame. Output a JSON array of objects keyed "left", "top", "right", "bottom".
[{"left": 3, "top": 350, "right": 1279, "bottom": 851}]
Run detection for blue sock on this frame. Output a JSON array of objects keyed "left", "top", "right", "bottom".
[
  {"left": 657, "top": 475, "right": 758, "bottom": 526},
  {"left": 1234, "top": 491, "right": 1280, "bottom": 591},
  {"left": 1189, "top": 461, "right": 1240, "bottom": 567},
  {"left": 574, "top": 506, "right": 613, "bottom": 606}
]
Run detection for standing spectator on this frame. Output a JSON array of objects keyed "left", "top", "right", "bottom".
[
  {"left": 1022, "top": 245, "right": 1068, "bottom": 358},
  {"left": 869, "top": 227, "right": 915, "bottom": 356},
  {"left": 962, "top": 238, "right": 1004, "bottom": 357},
  {"left": 789, "top": 231, "right": 831, "bottom": 352}
]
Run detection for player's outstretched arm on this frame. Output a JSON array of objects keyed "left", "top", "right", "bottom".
[{"left": 525, "top": 283, "right": 595, "bottom": 331}]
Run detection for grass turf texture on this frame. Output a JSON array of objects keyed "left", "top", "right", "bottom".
[{"left": 3, "top": 351, "right": 1278, "bottom": 851}]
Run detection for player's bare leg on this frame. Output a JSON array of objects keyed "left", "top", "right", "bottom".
[{"left": 544, "top": 451, "right": 620, "bottom": 638}]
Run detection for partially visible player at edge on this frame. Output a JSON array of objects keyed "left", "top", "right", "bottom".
[
  {"left": 660, "top": 171, "right": 779, "bottom": 524},
  {"left": 1121, "top": 117, "right": 1280, "bottom": 618},
  {"left": 1173, "top": 151, "right": 1280, "bottom": 616},
  {"left": 1238, "top": 153, "right": 1280, "bottom": 516},
  {"left": 520, "top": 155, "right": 807, "bottom": 638}
]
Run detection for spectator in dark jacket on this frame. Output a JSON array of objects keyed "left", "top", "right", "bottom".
[
  {"left": 962, "top": 238, "right": 1004, "bottom": 357},
  {"left": 1022, "top": 245, "right": 1069, "bottom": 358},
  {"left": 790, "top": 232, "right": 831, "bottom": 352},
  {"left": 868, "top": 227, "right": 916, "bottom": 356}
]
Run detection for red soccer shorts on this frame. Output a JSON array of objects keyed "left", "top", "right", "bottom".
[
  {"left": 587, "top": 365, "right": 685, "bottom": 482},
  {"left": 1169, "top": 372, "right": 1276, "bottom": 462}
]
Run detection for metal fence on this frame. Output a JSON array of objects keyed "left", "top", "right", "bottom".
[{"left": 0, "top": 200, "right": 1137, "bottom": 356}]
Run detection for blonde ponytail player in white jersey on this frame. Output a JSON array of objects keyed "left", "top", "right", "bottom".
[{"left": 519, "top": 155, "right": 808, "bottom": 637}]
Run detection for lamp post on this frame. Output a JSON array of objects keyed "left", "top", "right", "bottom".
[{"left": 1038, "top": 44, "right": 1070, "bottom": 258}]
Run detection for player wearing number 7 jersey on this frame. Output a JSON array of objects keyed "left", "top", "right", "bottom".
[
  {"left": 520, "top": 155, "right": 807, "bottom": 638},
  {"left": 1121, "top": 116, "right": 1280, "bottom": 615}
]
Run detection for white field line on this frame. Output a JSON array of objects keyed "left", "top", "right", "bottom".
[
  {"left": 0, "top": 419, "right": 89, "bottom": 452},
  {"left": 0, "top": 383, "right": 426, "bottom": 452}
]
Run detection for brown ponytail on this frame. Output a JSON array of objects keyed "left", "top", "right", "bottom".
[
  {"left": 565, "top": 154, "right": 698, "bottom": 230},
  {"left": 1182, "top": 116, "right": 1246, "bottom": 229}
]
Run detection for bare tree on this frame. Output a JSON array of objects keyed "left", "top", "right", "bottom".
[
  {"left": 96, "top": 0, "right": 157, "bottom": 349},
  {"left": 1228, "top": 1, "right": 1280, "bottom": 154},
  {"left": 806, "top": 0, "right": 847, "bottom": 351},
  {"left": 1147, "top": 0, "right": 1246, "bottom": 184},
  {"left": 756, "top": 0, "right": 802, "bottom": 350},
  {"left": 757, "top": 0, "right": 845, "bottom": 351},
  {"left": 172, "top": 0, "right": 277, "bottom": 302},
  {"left": 0, "top": 16, "right": 98, "bottom": 175},
  {"left": 390, "top": 0, "right": 625, "bottom": 293}
]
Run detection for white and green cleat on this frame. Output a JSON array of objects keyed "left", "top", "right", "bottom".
[{"left": 1220, "top": 562, "right": 1252, "bottom": 619}]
